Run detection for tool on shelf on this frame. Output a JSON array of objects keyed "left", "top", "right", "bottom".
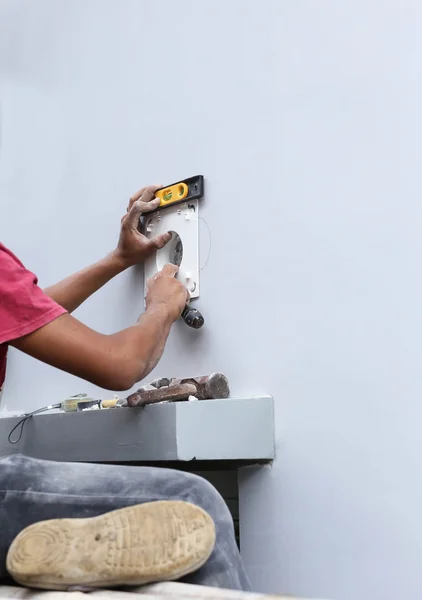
[
  {"left": 125, "top": 373, "right": 229, "bottom": 408},
  {"left": 7, "top": 372, "right": 229, "bottom": 443}
]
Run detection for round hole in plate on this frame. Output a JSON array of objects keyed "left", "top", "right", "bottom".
[{"left": 156, "top": 231, "right": 183, "bottom": 270}]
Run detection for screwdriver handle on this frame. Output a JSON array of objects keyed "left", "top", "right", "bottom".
[{"left": 181, "top": 305, "right": 205, "bottom": 329}]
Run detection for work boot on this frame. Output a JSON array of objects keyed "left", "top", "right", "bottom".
[{"left": 6, "top": 500, "right": 215, "bottom": 590}]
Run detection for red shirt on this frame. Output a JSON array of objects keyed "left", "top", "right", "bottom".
[{"left": 0, "top": 243, "right": 67, "bottom": 391}]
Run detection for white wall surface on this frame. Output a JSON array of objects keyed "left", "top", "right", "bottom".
[{"left": 0, "top": 1, "right": 421, "bottom": 599}]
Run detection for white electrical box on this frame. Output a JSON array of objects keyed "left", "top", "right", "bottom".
[{"left": 144, "top": 199, "right": 200, "bottom": 300}]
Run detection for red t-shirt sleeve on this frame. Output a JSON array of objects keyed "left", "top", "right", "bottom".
[{"left": 0, "top": 243, "right": 67, "bottom": 344}]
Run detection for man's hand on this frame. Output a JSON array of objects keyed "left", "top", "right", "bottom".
[
  {"left": 45, "top": 184, "right": 172, "bottom": 313},
  {"left": 146, "top": 264, "right": 189, "bottom": 322},
  {"left": 114, "top": 185, "right": 172, "bottom": 268}
]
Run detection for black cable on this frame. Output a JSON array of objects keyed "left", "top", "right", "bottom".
[{"left": 8, "top": 403, "right": 61, "bottom": 444}]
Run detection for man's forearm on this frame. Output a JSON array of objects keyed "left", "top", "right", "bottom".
[
  {"left": 44, "top": 252, "right": 128, "bottom": 313},
  {"left": 105, "top": 306, "right": 174, "bottom": 388},
  {"left": 11, "top": 305, "right": 175, "bottom": 391}
]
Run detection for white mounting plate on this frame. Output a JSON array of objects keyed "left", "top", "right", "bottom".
[{"left": 144, "top": 199, "right": 199, "bottom": 302}]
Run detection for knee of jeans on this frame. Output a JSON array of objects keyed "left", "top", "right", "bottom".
[{"left": 184, "top": 473, "right": 233, "bottom": 528}]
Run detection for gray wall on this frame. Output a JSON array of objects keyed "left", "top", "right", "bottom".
[{"left": 0, "top": 1, "right": 420, "bottom": 599}]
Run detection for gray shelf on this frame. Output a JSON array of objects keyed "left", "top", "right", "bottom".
[{"left": 0, "top": 396, "right": 274, "bottom": 464}]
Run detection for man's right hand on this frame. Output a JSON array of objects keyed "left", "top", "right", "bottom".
[{"left": 146, "top": 264, "right": 189, "bottom": 322}]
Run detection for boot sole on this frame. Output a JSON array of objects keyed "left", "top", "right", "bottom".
[{"left": 6, "top": 500, "right": 216, "bottom": 590}]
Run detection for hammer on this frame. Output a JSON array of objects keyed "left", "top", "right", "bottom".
[{"left": 126, "top": 373, "right": 229, "bottom": 408}]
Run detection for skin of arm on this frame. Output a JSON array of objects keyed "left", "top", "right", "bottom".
[
  {"left": 12, "top": 264, "right": 187, "bottom": 390},
  {"left": 43, "top": 252, "right": 130, "bottom": 314},
  {"left": 10, "top": 185, "right": 190, "bottom": 390}
]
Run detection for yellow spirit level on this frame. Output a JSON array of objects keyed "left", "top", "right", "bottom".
[{"left": 154, "top": 175, "right": 204, "bottom": 210}]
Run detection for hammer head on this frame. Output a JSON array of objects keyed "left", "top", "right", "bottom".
[{"left": 171, "top": 373, "right": 230, "bottom": 400}]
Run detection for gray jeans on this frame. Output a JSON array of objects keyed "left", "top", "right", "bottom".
[{"left": 0, "top": 455, "right": 250, "bottom": 590}]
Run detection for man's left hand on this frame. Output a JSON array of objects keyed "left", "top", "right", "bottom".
[{"left": 115, "top": 185, "right": 172, "bottom": 267}]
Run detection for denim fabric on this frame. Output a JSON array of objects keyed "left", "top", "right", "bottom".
[{"left": 0, "top": 454, "right": 250, "bottom": 590}]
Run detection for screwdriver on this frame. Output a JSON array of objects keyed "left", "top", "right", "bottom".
[{"left": 181, "top": 305, "right": 205, "bottom": 329}]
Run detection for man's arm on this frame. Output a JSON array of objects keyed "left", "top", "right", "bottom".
[
  {"left": 44, "top": 185, "right": 171, "bottom": 313},
  {"left": 43, "top": 253, "right": 129, "bottom": 314},
  {"left": 12, "top": 264, "right": 188, "bottom": 391}
]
